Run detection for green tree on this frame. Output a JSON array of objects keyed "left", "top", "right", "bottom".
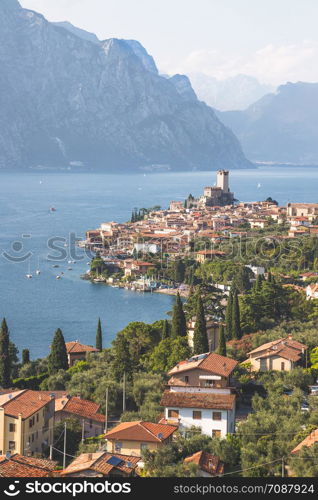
[
  {"left": 96, "top": 318, "right": 103, "bottom": 350},
  {"left": 193, "top": 295, "right": 209, "bottom": 354},
  {"left": 171, "top": 293, "right": 187, "bottom": 337},
  {"left": 48, "top": 328, "right": 69, "bottom": 375},
  {"left": 145, "top": 337, "right": 191, "bottom": 373},
  {"left": 162, "top": 320, "right": 170, "bottom": 340},
  {"left": 0, "top": 318, "right": 11, "bottom": 388},
  {"left": 218, "top": 325, "right": 227, "bottom": 356},
  {"left": 174, "top": 260, "right": 185, "bottom": 283},
  {"left": 254, "top": 274, "right": 264, "bottom": 292},
  {"left": 225, "top": 291, "right": 233, "bottom": 339},
  {"left": 231, "top": 290, "right": 242, "bottom": 339},
  {"left": 52, "top": 418, "right": 82, "bottom": 465},
  {"left": 22, "top": 349, "right": 30, "bottom": 366}
]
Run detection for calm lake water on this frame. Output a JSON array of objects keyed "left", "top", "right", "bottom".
[{"left": 0, "top": 166, "right": 317, "bottom": 359}]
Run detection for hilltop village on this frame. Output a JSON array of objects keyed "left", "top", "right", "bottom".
[{"left": 2, "top": 171, "right": 318, "bottom": 478}]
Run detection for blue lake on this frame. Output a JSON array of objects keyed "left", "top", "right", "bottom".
[{"left": 0, "top": 166, "right": 317, "bottom": 359}]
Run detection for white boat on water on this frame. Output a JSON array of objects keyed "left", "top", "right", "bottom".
[
  {"left": 35, "top": 257, "right": 41, "bottom": 275},
  {"left": 26, "top": 261, "right": 32, "bottom": 279},
  {"left": 56, "top": 275, "right": 61, "bottom": 280}
]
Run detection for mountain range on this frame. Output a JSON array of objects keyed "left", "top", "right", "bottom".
[
  {"left": 217, "top": 82, "right": 318, "bottom": 164},
  {"left": 0, "top": 0, "right": 251, "bottom": 172},
  {"left": 189, "top": 73, "right": 274, "bottom": 111}
]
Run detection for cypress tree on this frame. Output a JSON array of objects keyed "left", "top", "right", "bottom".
[
  {"left": 254, "top": 274, "right": 264, "bottom": 292},
  {"left": 0, "top": 318, "right": 11, "bottom": 388},
  {"left": 171, "top": 293, "right": 187, "bottom": 337},
  {"left": 162, "top": 320, "right": 170, "bottom": 340},
  {"left": 231, "top": 290, "right": 242, "bottom": 339},
  {"left": 48, "top": 328, "right": 69, "bottom": 374},
  {"left": 22, "top": 348, "right": 30, "bottom": 365},
  {"left": 96, "top": 318, "right": 103, "bottom": 350},
  {"left": 225, "top": 291, "right": 233, "bottom": 339},
  {"left": 218, "top": 324, "right": 227, "bottom": 357},
  {"left": 193, "top": 295, "right": 209, "bottom": 354}
]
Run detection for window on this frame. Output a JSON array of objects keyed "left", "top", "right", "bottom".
[
  {"left": 89, "top": 419, "right": 93, "bottom": 428},
  {"left": 140, "top": 443, "right": 148, "bottom": 452},
  {"left": 184, "top": 376, "right": 189, "bottom": 383},
  {"left": 193, "top": 411, "right": 202, "bottom": 420},
  {"left": 36, "top": 431, "right": 38, "bottom": 439},
  {"left": 36, "top": 413, "right": 39, "bottom": 422},
  {"left": 114, "top": 441, "right": 122, "bottom": 452},
  {"left": 205, "top": 380, "right": 214, "bottom": 387},
  {"left": 212, "top": 430, "right": 221, "bottom": 438},
  {"left": 9, "top": 441, "right": 16, "bottom": 450},
  {"left": 281, "top": 362, "right": 285, "bottom": 371},
  {"left": 168, "top": 409, "right": 179, "bottom": 419},
  {"left": 212, "top": 412, "right": 222, "bottom": 421},
  {"left": 32, "top": 433, "right": 34, "bottom": 443},
  {"left": 9, "top": 423, "right": 16, "bottom": 432}
]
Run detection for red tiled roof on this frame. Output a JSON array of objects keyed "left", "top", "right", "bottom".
[
  {"left": 184, "top": 450, "right": 224, "bottom": 476},
  {"left": 104, "top": 421, "right": 177, "bottom": 443},
  {"left": 0, "top": 454, "right": 57, "bottom": 477},
  {"left": 66, "top": 342, "right": 99, "bottom": 354},
  {"left": 1, "top": 390, "right": 52, "bottom": 419},
  {"left": 291, "top": 429, "right": 318, "bottom": 454},
  {"left": 168, "top": 352, "right": 238, "bottom": 378},
  {"left": 61, "top": 397, "right": 105, "bottom": 422},
  {"left": 61, "top": 452, "right": 140, "bottom": 477},
  {"left": 248, "top": 338, "right": 307, "bottom": 356},
  {"left": 161, "top": 390, "right": 235, "bottom": 410}
]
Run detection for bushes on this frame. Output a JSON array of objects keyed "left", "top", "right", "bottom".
[{"left": 12, "top": 372, "right": 49, "bottom": 390}]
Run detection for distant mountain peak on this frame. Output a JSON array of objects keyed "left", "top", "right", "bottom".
[
  {"left": 52, "top": 21, "right": 100, "bottom": 45},
  {"left": 0, "top": 0, "right": 251, "bottom": 171}
]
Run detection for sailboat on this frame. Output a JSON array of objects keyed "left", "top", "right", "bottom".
[
  {"left": 36, "top": 257, "right": 41, "bottom": 275},
  {"left": 26, "top": 261, "right": 32, "bottom": 279}
]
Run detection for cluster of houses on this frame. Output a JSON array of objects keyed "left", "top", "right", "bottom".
[
  {"left": 82, "top": 171, "right": 318, "bottom": 295},
  {"left": 0, "top": 331, "right": 314, "bottom": 478}
]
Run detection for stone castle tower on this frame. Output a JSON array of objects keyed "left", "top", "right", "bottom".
[{"left": 217, "top": 170, "right": 229, "bottom": 193}]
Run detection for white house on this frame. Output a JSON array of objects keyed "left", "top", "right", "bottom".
[{"left": 161, "top": 389, "right": 235, "bottom": 438}]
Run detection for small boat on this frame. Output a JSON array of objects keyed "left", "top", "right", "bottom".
[
  {"left": 26, "top": 262, "right": 32, "bottom": 279},
  {"left": 68, "top": 260, "right": 72, "bottom": 264},
  {"left": 68, "top": 267, "right": 73, "bottom": 271},
  {"left": 64, "top": 243, "right": 68, "bottom": 248},
  {"left": 35, "top": 257, "right": 41, "bottom": 275},
  {"left": 56, "top": 275, "right": 61, "bottom": 280},
  {"left": 53, "top": 264, "right": 59, "bottom": 268},
  {"left": 50, "top": 207, "right": 56, "bottom": 212},
  {"left": 257, "top": 183, "right": 261, "bottom": 188}
]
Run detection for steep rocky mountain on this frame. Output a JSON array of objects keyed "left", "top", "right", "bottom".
[
  {"left": 52, "top": 21, "right": 100, "bottom": 45},
  {"left": 217, "top": 82, "right": 318, "bottom": 164},
  {"left": 189, "top": 73, "right": 273, "bottom": 111},
  {"left": 0, "top": 0, "right": 251, "bottom": 171},
  {"left": 168, "top": 74, "right": 197, "bottom": 101}
]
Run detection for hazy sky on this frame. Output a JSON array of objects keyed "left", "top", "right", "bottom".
[{"left": 20, "top": 0, "right": 318, "bottom": 85}]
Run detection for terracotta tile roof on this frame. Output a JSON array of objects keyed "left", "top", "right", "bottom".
[
  {"left": 61, "top": 397, "right": 105, "bottom": 422},
  {"left": 248, "top": 338, "right": 307, "bottom": 356},
  {"left": 291, "top": 429, "right": 318, "bottom": 454},
  {"left": 168, "top": 352, "right": 238, "bottom": 378},
  {"left": 1, "top": 390, "right": 52, "bottom": 419},
  {"left": 66, "top": 341, "right": 99, "bottom": 354},
  {"left": 0, "top": 454, "right": 57, "bottom": 478},
  {"left": 256, "top": 346, "right": 302, "bottom": 362},
  {"left": 104, "top": 421, "right": 177, "bottom": 443},
  {"left": 161, "top": 390, "right": 235, "bottom": 410},
  {"left": 61, "top": 452, "right": 140, "bottom": 477},
  {"left": 184, "top": 451, "right": 224, "bottom": 476}
]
